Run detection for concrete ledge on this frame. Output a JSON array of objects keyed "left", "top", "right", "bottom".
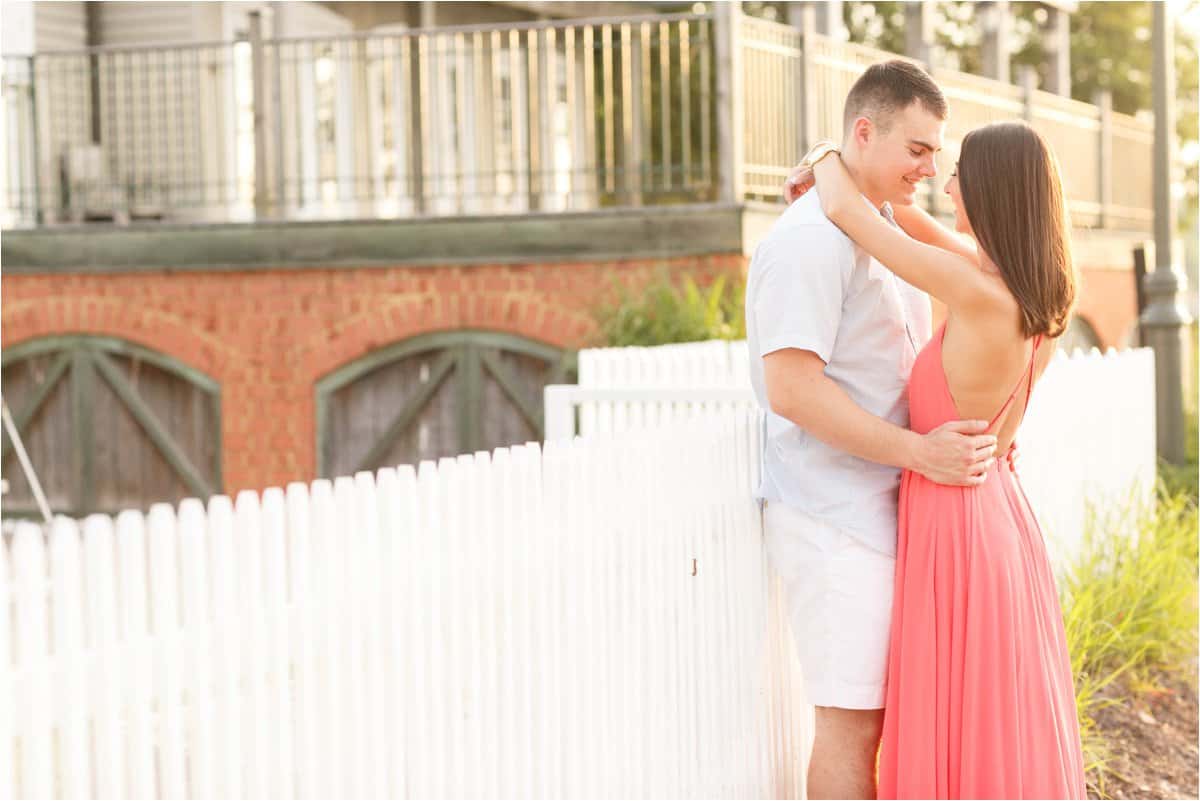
[{"left": 1, "top": 204, "right": 747, "bottom": 274}]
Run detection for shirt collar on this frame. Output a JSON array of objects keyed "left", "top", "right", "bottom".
[{"left": 861, "top": 194, "right": 897, "bottom": 225}]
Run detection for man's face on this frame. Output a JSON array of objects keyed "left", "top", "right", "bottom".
[{"left": 857, "top": 102, "right": 945, "bottom": 206}]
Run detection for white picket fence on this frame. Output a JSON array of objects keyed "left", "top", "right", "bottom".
[
  {"left": 1017, "top": 346, "right": 1158, "bottom": 563},
  {"left": 1, "top": 411, "right": 814, "bottom": 800},
  {"left": 549, "top": 339, "right": 1158, "bottom": 569},
  {"left": 0, "top": 338, "right": 1156, "bottom": 799}
]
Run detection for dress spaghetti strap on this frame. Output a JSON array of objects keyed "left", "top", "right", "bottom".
[
  {"left": 985, "top": 334, "right": 1045, "bottom": 432},
  {"left": 1021, "top": 335, "right": 1046, "bottom": 416}
]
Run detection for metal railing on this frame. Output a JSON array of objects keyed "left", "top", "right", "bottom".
[
  {"left": 2, "top": 43, "right": 244, "bottom": 226},
  {"left": 0, "top": 11, "right": 1154, "bottom": 230},
  {"left": 1, "top": 13, "right": 718, "bottom": 227},
  {"left": 737, "top": 20, "right": 1154, "bottom": 231}
]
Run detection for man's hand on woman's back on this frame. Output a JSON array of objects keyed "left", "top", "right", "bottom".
[{"left": 911, "top": 419, "right": 998, "bottom": 486}]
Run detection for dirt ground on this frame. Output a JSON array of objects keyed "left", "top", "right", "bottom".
[{"left": 1089, "top": 670, "right": 1199, "bottom": 799}]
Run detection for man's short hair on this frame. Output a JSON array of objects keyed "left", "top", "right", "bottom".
[{"left": 842, "top": 60, "right": 947, "bottom": 136}]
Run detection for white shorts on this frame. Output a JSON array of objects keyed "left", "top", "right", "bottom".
[{"left": 763, "top": 501, "right": 895, "bottom": 710}]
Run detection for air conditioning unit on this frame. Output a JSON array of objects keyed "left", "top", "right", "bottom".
[{"left": 61, "top": 144, "right": 129, "bottom": 224}]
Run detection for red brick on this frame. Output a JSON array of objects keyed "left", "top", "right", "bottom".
[{"left": 0, "top": 252, "right": 772, "bottom": 489}]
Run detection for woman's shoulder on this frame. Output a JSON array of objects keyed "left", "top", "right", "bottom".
[
  {"left": 954, "top": 293, "right": 1023, "bottom": 349},
  {"left": 961, "top": 267, "right": 1022, "bottom": 319}
]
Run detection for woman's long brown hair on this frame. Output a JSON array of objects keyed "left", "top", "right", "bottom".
[{"left": 957, "top": 121, "right": 1077, "bottom": 338}]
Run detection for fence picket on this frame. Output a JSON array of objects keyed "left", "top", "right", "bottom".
[
  {"left": 488, "top": 448, "right": 520, "bottom": 797},
  {"left": 535, "top": 443, "right": 566, "bottom": 798},
  {"left": 286, "top": 481, "right": 320, "bottom": 799},
  {"left": 206, "top": 494, "right": 243, "bottom": 798},
  {"left": 82, "top": 515, "right": 125, "bottom": 796},
  {"left": 234, "top": 490, "right": 270, "bottom": 798},
  {"left": 49, "top": 518, "right": 89, "bottom": 798},
  {"left": 557, "top": 439, "right": 586, "bottom": 799},
  {"left": 0, "top": 534, "right": 13, "bottom": 799},
  {"left": 308, "top": 479, "right": 343, "bottom": 797},
  {"left": 413, "top": 461, "right": 443, "bottom": 797},
  {"left": 372, "top": 468, "right": 409, "bottom": 800},
  {"left": 392, "top": 461, "right": 422, "bottom": 796},
  {"left": 13, "top": 523, "right": 52, "bottom": 798},
  {"left": 455, "top": 453, "right": 488, "bottom": 800},
  {"left": 178, "top": 499, "right": 215, "bottom": 799},
  {"left": 349, "top": 474, "right": 386, "bottom": 800},
  {"left": 115, "top": 510, "right": 156, "bottom": 798},
  {"left": 328, "top": 477, "right": 366, "bottom": 799},
  {"left": 261, "top": 487, "right": 297, "bottom": 799},
  {"left": 147, "top": 503, "right": 187, "bottom": 799},
  {"left": 435, "top": 457, "right": 469, "bottom": 800}
]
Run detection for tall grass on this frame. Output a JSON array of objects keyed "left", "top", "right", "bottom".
[{"left": 1062, "top": 483, "right": 1199, "bottom": 796}]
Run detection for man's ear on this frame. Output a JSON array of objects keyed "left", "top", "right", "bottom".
[{"left": 851, "top": 116, "right": 873, "bottom": 148}]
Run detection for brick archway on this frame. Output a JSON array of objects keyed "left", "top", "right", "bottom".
[
  {"left": 2, "top": 297, "right": 240, "bottom": 382},
  {"left": 2, "top": 255, "right": 746, "bottom": 493}
]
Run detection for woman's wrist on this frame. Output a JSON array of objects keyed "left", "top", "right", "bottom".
[
  {"left": 801, "top": 140, "right": 840, "bottom": 169},
  {"left": 801, "top": 141, "right": 840, "bottom": 169}
]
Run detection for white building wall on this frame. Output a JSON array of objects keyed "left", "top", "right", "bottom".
[
  {"left": 33, "top": 0, "right": 87, "bottom": 52},
  {"left": 1, "top": 2, "right": 36, "bottom": 56},
  {"left": 92, "top": 2, "right": 196, "bottom": 47}
]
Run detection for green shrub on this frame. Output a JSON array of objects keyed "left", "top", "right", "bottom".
[
  {"left": 593, "top": 268, "right": 746, "bottom": 347},
  {"left": 1062, "top": 484, "right": 1199, "bottom": 795}
]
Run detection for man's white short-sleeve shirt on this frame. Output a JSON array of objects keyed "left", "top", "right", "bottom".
[{"left": 745, "top": 189, "right": 933, "bottom": 557}]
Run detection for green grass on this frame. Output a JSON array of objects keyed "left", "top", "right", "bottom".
[
  {"left": 1089, "top": 334, "right": 1199, "bottom": 795},
  {"left": 593, "top": 269, "right": 746, "bottom": 347},
  {"left": 1062, "top": 481, "right": 1199, "bottom": 797}
]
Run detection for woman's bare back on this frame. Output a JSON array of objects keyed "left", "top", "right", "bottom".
[{"left": 941, "top": 310, "right": 1057, "bottom": 453}]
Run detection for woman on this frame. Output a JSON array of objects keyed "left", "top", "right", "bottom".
[{"left": 786, "top": 121, "right": 1086, "bottom": 799}]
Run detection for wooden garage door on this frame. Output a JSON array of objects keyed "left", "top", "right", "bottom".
[
  {"left": 1, "top": 336, "right": 221, "bottom": 518},
  {"left": 317, "top": 331, "right": 576, "bottom": 478}
]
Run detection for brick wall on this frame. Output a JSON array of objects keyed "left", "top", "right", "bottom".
[
  {"left": 1, "top": 255, "right": 745, "bottom": 495},
  {"left": 1, "top": 252, "right": 1138, "bottom": 497},
  {"left": 1074, "top": 267, "right": 1140, "bottom": 349}
]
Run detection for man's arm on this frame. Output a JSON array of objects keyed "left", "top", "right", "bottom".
[
  {"left": 764, "top": 349, "right": 997, "bottom": 486},
  {"left": 749, "top": 223, "right": 995, "bottom": 485}
]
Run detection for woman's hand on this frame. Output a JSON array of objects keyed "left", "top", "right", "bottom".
[{"left": 783, "top": 163, "right": 815, "bottom": 203}]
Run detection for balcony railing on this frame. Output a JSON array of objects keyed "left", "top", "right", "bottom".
[
  {"left": 737, "top": 17, "right": 1153, "bottom": 231},
  {"left": 0, "top": 11, "right": 1153, "bottom": 231}
]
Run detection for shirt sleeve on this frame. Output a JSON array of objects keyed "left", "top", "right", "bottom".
[{"left": 752, "top": 224, "right": 854, "bottom": 364}]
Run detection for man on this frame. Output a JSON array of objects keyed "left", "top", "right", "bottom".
[{"left": 744, "top": 61, "right": 999, "bottom": 799}]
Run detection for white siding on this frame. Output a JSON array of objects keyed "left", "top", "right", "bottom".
[
  {"left": 92, "top": 2, "right": 195, "bottom": 48},
  {"left": 33, "top": 1, "right": 86, "bottom": 52},
  {"left": 276, "top": 1, "right": 352, "bottom": 38}
]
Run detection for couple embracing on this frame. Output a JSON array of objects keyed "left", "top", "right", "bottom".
[{"left": 746, "top": 61, "right": 1086, "bottom": 799}]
